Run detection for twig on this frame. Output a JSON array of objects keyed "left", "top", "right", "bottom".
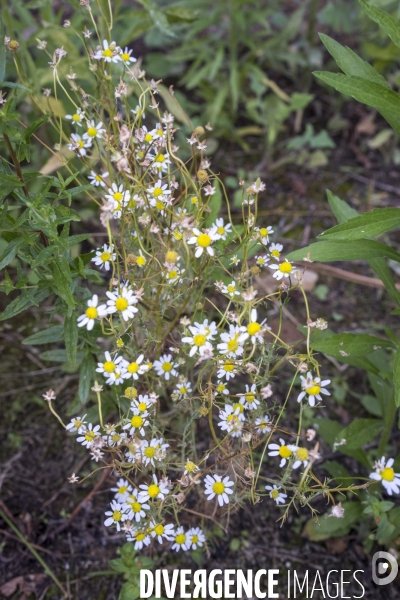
[{"left": 295, "top": 262, "right": 400, "bottom": 291}]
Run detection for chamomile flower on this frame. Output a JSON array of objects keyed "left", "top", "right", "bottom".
[
  {"left": 241, "top": 308, "right": 268, "bottom": 344},
  {"left": 214, "top": 218, "right": 232, "bottom": 240},
  {"left": 215, "top": 381, "right": 229, "bottom": 396},
  {"left": 111, "top": 478, "right": 132, "bottom": 502},
  {"left": 88, "top": 170, "right": 108, "bottom": 187},
  {"left": 66, "top": 107, "right": 85, "bottom": 126},
  {"left": 181, "top": 319, "right": 217, "bottom": 357},
  {"left": 83, "top": 120, "right": 106, "bottom": 140},
  {"left": 221, "top": 281, "right": 240, "bottom": 298},
  {"left": 269, "top": 259, "right": 296, "bottom": 280},
  {"left": 187, "top": 227, "right": 219, "bottom": 258},
  {"left": 119, "top": 46, "right": 136, "bottom": 65},
  {"left": 77, "top": 294, "right": 107, "bottom": 331},
  {"left": 268, "top": 438, "right": 293, "bottom": 467},
  {"left": 105, "top": 429, "right": 127, "bottom": 447},
  {"left": 105, "top": 183, "right": 131, "bottom": 210},
  {"left": 138, "top": 474, "right": 170, "bottom": 502},
  {"left": 76, "top": 423, "right": 101, "bottom": 448},
  {"left": 231, "top": 255, "right": 240, "bottom": 266},
  {"left": 288, "top": 446, "right": 310, "bottom": 469},
  {"left": 104, "top": 500, "right": 128, "bottom": 531},
  {"left": 151, "top": 152, "right": 171, "bottom": 173},
  {"left": 131, "top": 394, "right": 152, "bottom": 413},
  {"left": 255, "top": 255, "right": 269, "bottom": 267},
  {"left": 147, "top": 180, "right": 172, "bottom": 202},
  {"left": 265, "top": 485, "right": 287, "bottom": 505},
  {"left": 171, "top": 526, "right": 189, "bottom": 552},
  {"left": 139, "top": 438, "right": 169, "bottom": 467},
  {"left": 237, "top": 384, "right": 259, "bottom": 410},
  {"left": 122, "top": 354, "right": 147, "bottom": 380},
  {"left": 255, "top": 415, "right": 272, "bottom": 434},
  {"left": 66, "top": 414, "right": 87, "bottom": 433},
  {"left": 94, "top": 40, "right": 120, "bottom": 63},
  {"left": 370, "top": 457, "right": 400, "bottom": 495},
  {"left": 128, "top": 529, "right": 151, "bottom": 550},
  {"left": 187, "top": 527, "right": 205, "bottom": 550},
  {"left": 217, "top": 325, "right": 247, "bottom": 357},
  {"left": 297, "top": 372, "right": 330, "bottom": 407},
  {"left": 92, "top": 244, "right": 116, "bottom": 271},
  {"left": 150, "top": 521, "right": 175, "bottom": 544},
  {"left": 184, "top": 460, "right": 199, "bottom": 475},
  {"left": 269, "top": 243, "right": 283, "bottom": 260},
  {"left": 258, "top": 226, "right": 274, "bottom": 244},
  {"left": 165, "top": 266, "right": 183, "bottom": 284},
  {"left": 174, "top": 380, "right": 192, "bottom": 397},
  {"left": 132, "top": 105, "right": 145, "bottom": 120},
  {"left": 96, "top": 351, "right": 126, "bottom": 384},
  {"left": 68, "top": 133, "right": 92, "bottom": 156},
  {"left": 153, "top": 354, "right": 179, "bottom": 380},
  {"left": 123, "top": 489, "right": 150, "bottom": 522},
  {"left": 218, "top": 405, "right": 243, "bottom": 437},
  {"left": 123, "top": 412, "right": 149, "bottom": 436},
  {"left": 217, "top": 359, "right": 238, "bottom": 380},
  {"left": 204, "top": 474, "right": 234, "bottom": 506},
  {"left": 106, "top": 284, "right": 138, "bottom": 321}
]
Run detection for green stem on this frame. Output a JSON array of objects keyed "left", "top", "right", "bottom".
[{"left": 377, "top": 391, "right": 397, "bottom": 458}]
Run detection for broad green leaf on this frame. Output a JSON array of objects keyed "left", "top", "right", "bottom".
[
  {"left": 0, "top": 287, "right": 51, "bottom": 321},
  {"left": 394, "top": 346, "right": 400, "bottom": 407},
  {"left": 23, "top": 325, "right": 63, "bottom": 345},
  {"left": 368, "top": 257, "right": 400, "bottom": 305},
  {"left": 359, "top": 0, "right": 400, "bottom": 49},
  {"left": 313, "top": 333, "right": 393, "bottom": 358},
  {"left": 335, "top": 418, "right": 382, "bottom": 450},
  {"left": 79, "top": 354, "right": 95, "bottom": 404},
  {"left": 315, "top": 417, "right": 369, "bottom": 466},
  {"left": 286, "top": 239, "right": 400, "bottom": 262},
  {"left": 326, "top": 189, "right": 359, "bottom": 224},
  {"left": 303, "top": 502, "right": 362, "bottom": 541},
  {"left": 319, "top": 208, "right": 400, "bottom": 240},
  {"left": 64, "top": 314, "right": 78, "bottom": 364},
  {"left": 119, "top": 582, "right": 140, "bottom": 600}
]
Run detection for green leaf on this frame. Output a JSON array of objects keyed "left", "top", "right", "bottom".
[
  {"left": 51, "top": 262, "right": 75, "bottom": 308},
  {"left": 359, "top": 0, "right": 400, "bottom": 49},
  {"left": 64, "top": 314, "right": 78, "bottom": 365},
  {"left": 394, "top": 346, "right": 400, "bottom": 407},
  {"left": 79, "top": 354, "right": 95, "bottom": 404},
  {"left": 0, "top": 18, "right": 5, "bottom": 83},
  {"left": 286, "top": 239, "right": 400, "bottom": 262},
  {"left": 323, "top": 460, "right": 352, "bottom": 486},
  {"left": 319, "top": 208, "right": 400, "bottom": 241},
  {"left": 23, "top": 113, "right": 51, "bottom": 142},
  {"left": 119, "top": 582, "right": 140, "bottom": 600},
  {"left": 40, "top": 349, "right": 84, "bottom": 362},
  {"left": 335, "top": 418, "right": 382, "bottom": 449},
  {"left": 313, "top": 333, "right": 393, "bottom": 358},
  {"left": 23, "top": 325, "right": 63, "bottom": 345},
  {"left": 303, "top": 502, "right": 362, "bottom": 541},
  {"left": 0, "top": 287, "right": 51, "bottom": 321},
  {"left": 368, "top": 257, "right": 400, "bottom": 305},
  {"left": 326, "top": 189, "right": 359, "bottom": 224},
  {"left": 315, "top": 417, "right": 369, "bottom": 466},
  {"left": 0, "top": 238, "right": 25, "bottom": 270}
]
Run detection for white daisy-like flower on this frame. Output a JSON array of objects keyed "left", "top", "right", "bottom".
[
  {"left": 66, "top": 107, "right": 85, "bottom": 126},
  {"left": 83, "top": 120, "right": 106, "bottom": 140},
  {"left": 181, "top": 319, "right": 217, "bottom": 357},
  {"left": 138, "top": 474, "right": 170, "bottom": 502},
  {"left": 187, "top": 227, "right": 219, "bottom": 258},
  {"left": 94, "top": 40, "right": 120, "bottom": 63},
  {"left": 216, "top": 359, "right": 238, "bottom": 380},
  {"left": 221, "top": 281, "right": 240, "bottom": 298},
  {"left": 269, "top": 259, "right": 296, "bottom": 280},
  {"left": 77, "top": 294, "right": 107, "bottom": 331},
  {"left": 269, "top": 243, "right": 283, "bottom": 260},
  {"left": 147, "top": 179, "right": 172, "bottom": 202},
  {"left": 76, "top": 423, "right": 100, "bottom": 448},
  {"left": 104, "top": 500, "right": 128, "bottom": 531},
  {"left": 104, "top": 429, "right": 127, "bottom": 447},
  {"left": 255, "top": 415, "right": 272, "bottom": 434},
  {"left": 184, "top": 460, "right": 199, "bottom": 475},
  {"left": 214, "top": 218, "right": 232, "bottom": 241},
  {"left": 122, "top": 354, "right": 147, "bottom": 380},
  {"left": 217, "top": 325, "right": 247, "bottom": 357},
  {"left": 268, "top": 438, "right": 293, "bottom": 467},
  {"left": 92, "top": 244, "right": 116, "bottom": 271},
  {"left": 122, "top": 412, "right": 149, "bottom": 436},
  {"left": 257, "top": 225, "right": 274, "bottom": 244},
  {"left": 96, "top": 351, "right": 126, "bottom": 384},
  {"left": 150, "top": 521, "right": 175, "bottom": 544},
  {"left": 123, "top": 489, "right": 150, "bottom": 522},
  {"left": 187, "top": 527, "right": 205, "bottom": 550},
  {"left": 370, "top": 457, "right": 400, "bottom": 495},
  {"left": 215, "top": 381, "right": 229, "bottom": 396},
  {"left": 66, "top": 414, "right": 87, "bottom": 433},
  {"left": 165, "top": 265, "right": 183, "bottom": 284},
  {"left": 152, "top": 123, "right": 166, "bottom": 142},
  {"left": 218, "top": 405, "right": 245, "bottom": 438},
  {"left": 204, "top": 474, "right": 234, "bottom": 506},
  {"left": 255, "top": 255, "right": 269, "bottom": 267},
  {"left": 265, "top": 484, "right": 287, "bottom": 505},
  {"left": 111, "top": 478, "right": 132, "bottom": 502},
  {"left": 171, "top": 526, "right": 189, "bottom": 552},
  {"left": 237, "top": 384, "right": 259, "bottom": 410},
  {"left": 105, "top": 183, "right": 131, "bottom": 214},
  {"left": 119, "top": 46, "right": 136, "bottom": 65},
  {"left": 151, "top": 152, "right": 171, "bottom": 173},
  {"left": 288, "top": 446, "right": 310, "bottom": 470},
  {"left": 139, "top": 438, "right": 169, "bottom": 468},
  {"left": 153, "top": 354, "right": 179, "bottom": 380},
  {"left": 297, "top": 372, "right": 331, "bottom": 407},
  {"left": 174, "top": 380, "right": 192, "bottom": 398},
  {"left": 68, "top": 133, "right": 92, "bottom": 156},
  {"left": 241, "top": 308, "right": 268, "bottom": 344},
  {"left": 106, "top": 284, "right": 139, "bottom": 321},
  {"left": 131, "top": 394, "right": 152, "bottom": 413},
  {"left": 88, "top": 170, "right": 108, "bottom": 187},
  {"left": 132, "top": 105, "right": 145, "bottom": 120},
  {"left": 127, "top": 529, "right": 151, "bottom": 550}
]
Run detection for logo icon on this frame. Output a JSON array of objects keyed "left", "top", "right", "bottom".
[{"left": 372, "top": 551, "right": 398, "bottom": 586}]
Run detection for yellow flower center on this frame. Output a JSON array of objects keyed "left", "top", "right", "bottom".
[
  {"left": 279, "top": 445, "right": 292, "bottom": 459},
  {"left": 245, "top": 393, "right": 255, "bottom": 403},
  {"left": 296, "top": 448, "right": 309, "bottom": 461},
  {"left": 118, "top": 485, "right": 128, "bottom": 495},
  {"left": 138, "top": 402, "right": 147, "bottom": 412},
  {"left": 128, "top": 199, "right": 137, "bottom": 210},
  {"left": 102, "top": 48, "right": 113, "bottom": 58},
  {"left": 168, "top": 270, "right": 178, "bottom": 279},
  {"left": 144, "top": 447, "right": 156, "bottom": 458},
  {"left": 130, "top": 415, "right": 143, "bottom": 428},
  {"left": 271, "top": 249, "right": 280, "bottom": 258},
  {"left": 213, "top": 482, "right": 225, "bottom": 495},
  {"left": 137, "top": 255, "right": 146, "bottom": 266},
  {"left": 223, "top": 361, "right": 235, "bottom": 372},
  {"left": 227, "top": 337, "right": 239, "bottom": 352},
  {"left": 153, "top": 187, "right": 163, "bottom": 197},
  {"left": 95, "top": 175, "right": 102, "bottom": 181},
  {"left": 185, "top": 461, "right": 196, "bottom": 473},
  {"left": 217, "top": 226, "right": 225, "bottom": 235},
  {"left": 166, "top": 250, "right": 178, "bottom": 263},
  {"left": 175, "top": 533, "right": 186, "bottom": 545},
  {"left": 162, "top": 362, "right": 173, "bottom": 372},
  {"left": 279, "top": 262, "right": 292, "bottom": 274},
  {"left": 121, "top": 52, "right": 130, "bottom": 61},
  {"left": 271, "top": 489, "right": 279, "bottom": 499},
  {"left": 217, "top": 383, "right": 226, "bottom": 393},
  {"left": 86, "top": 307, "right": 98, "bottom": 319},
  {"left": 233, "top": 402, "right": 244, "bottom": 413},
  {"left": 124, "top": 387, "right": 137, "bottom": 399},
  {"left": 72, "top": 113, "right": 81, "bottom": 122},
  {"left": 154, "top": 524, "right": 164, "bottom": 536},
  {"left": 130, "top": 501, "right": 142, "bottom": 513},
  {"left": 112, "top": 510, "right": 122, "bottom": 521},
  {"left": 155, "top": 200, "right": 164, "bottom": 211},
  {"left": 103, "top": 361, "right": 115, "bottom": 373},
  {"left": 247, "top": 322, "right": 261, "bottom": 336},
  {"left": 127, "top": 362, "right": 139, "bottom": 373},
  {"left": 193, "top": 334, "right": 207, "bottom": 347},
  {"left": 173, "top": 231, "right": 183, "bottom": 241},
  {"left": 135, "top": 532, "right": 146, "bottom": 541},
  {"left": 147, "top": 484, "right": 160, "bottom": 498},
  {"left": 87, "top": 126, "right": 97, "bottom": 137},
  {"left": 73, "top": 419, "right": 82, "bottom": 428},
  {"left": 227, "top": 414, "right": 238, "bottom": 423},
  {"left": 111, "top": 433, "right": 121, "bottom": 443},
  {"left": 156, "top": 129, "right": 163, "bottom": 136},
  {"left": 144, "top": 133, "right": 153, "bottom": 143},
  {"left": 155, "top": 153, "right": 165, "bottom": 163},
  {"left": 306, "top": 384, "right": 321, "bottom": 396},
  {"left": 113, "top": 192, "right": 123, "bottom": 201},
  {"left": 381, "top": 467, "right": 395, "bottom": 481},
  {"left": 100, "top": 251, "right": 111, "bottom": 262},
  {"left": 85, "top": 430, "right": 95, "bottom": 442},
  {"left": 260, "top": 228, "right": 268, "bottom": 237},
  {"left": 191, "top": 196, "right": 198, "bottom": 204},
  {"left": 197, "top": 233, "right": 211, "bottom": 248},
  {"left": 115, "top": 297, "right": 129, "bottom": 311},
  {"left": 227, "top": 285, "right": 235, "bottom": 293},
  {"left": 77, "top": 140, "right": 85, "bottom": 149},
  {"left": 191, "top": 535, "right": 199, "bottom": 543}
]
